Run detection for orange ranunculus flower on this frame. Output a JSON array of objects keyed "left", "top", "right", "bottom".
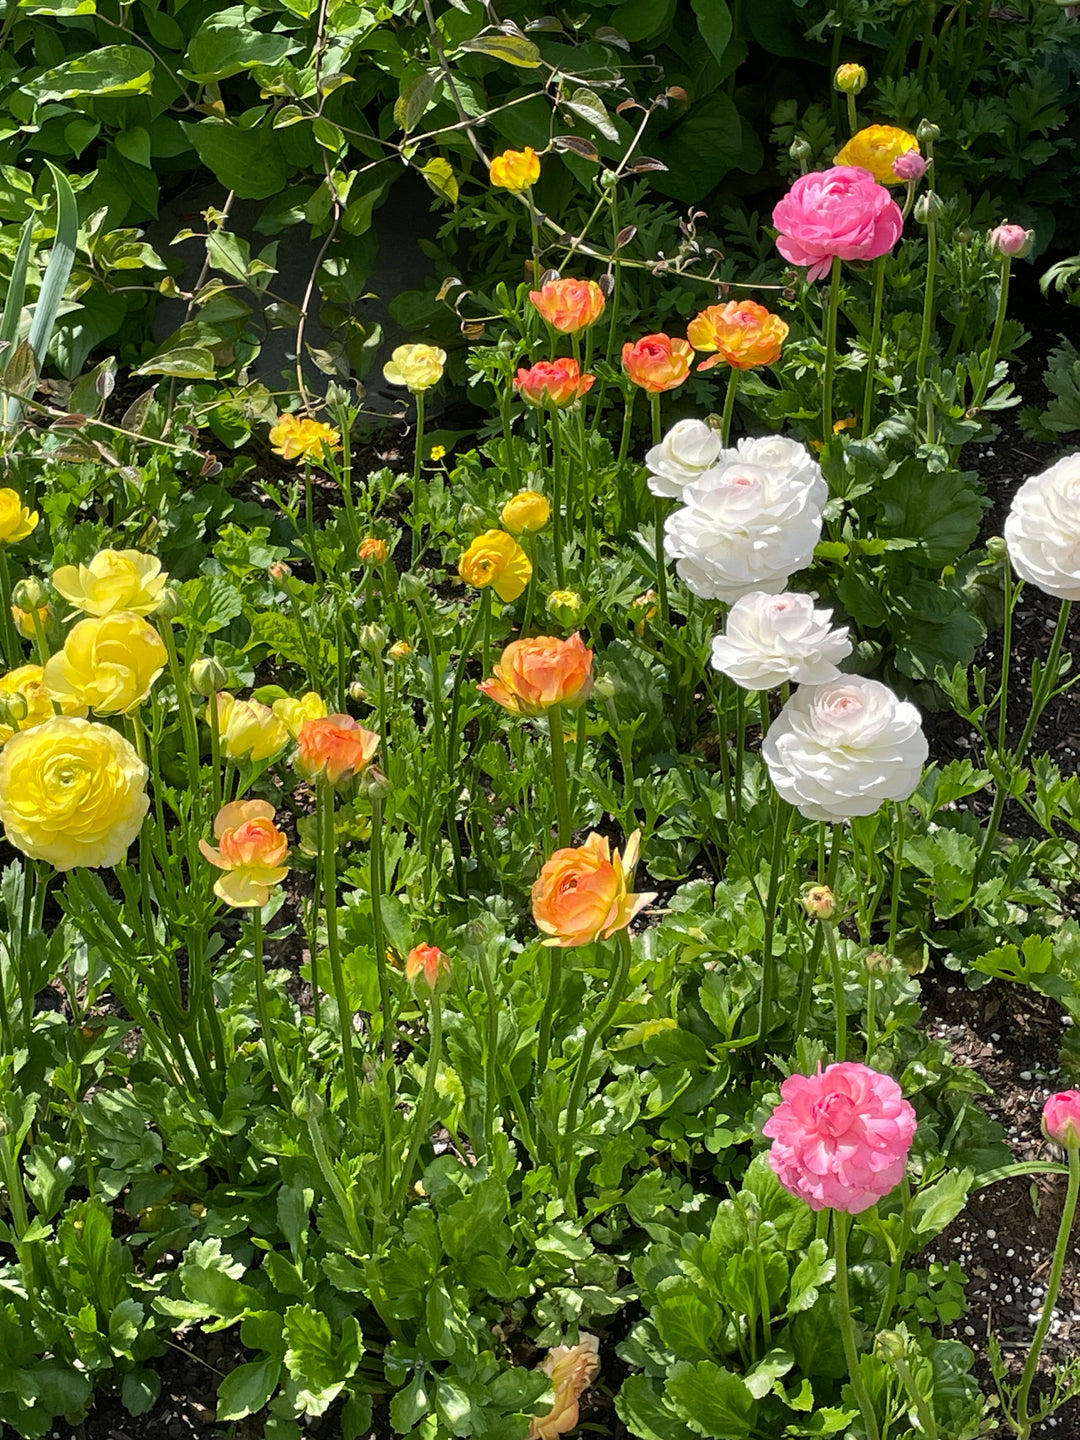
[
  {"left": 834, "top": 125, "right": 920, "bottom": 186},
  {"left": 687, "top": 300, "right": 790, "bottom": 371},
  {"left": 528, "top": 1334, "right": 601, "bottom": 1440},
  {"left": 532, "top": 829, "right": 656, "bottom": 948},
  {"left": 621, "top": 334, "right": 694, "bottom": 393},
  {"left": 514, "top": 358, "right": 595, "bottom": 409},
  {"left": 199, "top": 799, "right": 289, "bottom": 908},
  {"left": 490, "top": 146, "right": 540, "bottom": 192},
  {"left": 295, "top": 715, "right": 380, "bottom": 785},
  {"left": 358, "top": 536, "right": 388, "bottom": 564},
  {"left": 529, "top": 278, "right": 606, "bottom": 334},
  {"left": 458, "top": 530, "right": 532, "bottom": 602},
  {"left": 405, "top": 943, "right": 451, "bottom": 995},
  {"left": 479, "top": 633, "right": 593, "bottom": 717},
  {"left": 268, "top": 413, "right": 342, "bottom": 463}
]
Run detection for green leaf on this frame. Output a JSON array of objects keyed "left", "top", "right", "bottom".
[
  {"left": 185, "top": 7, "right": 297, "bottom": 81},
  {"left": 875, "top": 463, "right": 983, "bottom": 567},
  {"left": 609, "top": 0, "right": 676, "bottom": 42},
  {"left": 181, "top": 575, "right": 244, "bottom": 633},
  {"left": 217, "top": 1357, "right": 282, "bottom": 1421},
  {"left": 692, "top": 0, "right": 732, "bottom": 63},
  {"left": 133, "top": 345, "right": 218, "bottom": 379},
  {"left": 910, "top": 1169, "right": 974, "bottom": 1238},
  {"left": 664, "top": 1361, "right": 755, "bottom": 1438},
  {"left": 616, "top": 1375, "right": 698, "bottom": 1440},
  {"left": 651, "top": 91, "right": 743, "bottom": 203},
  {"left": 26, "top": 45, "right": 153, "bottom": 102},
  {"left": 283, "top": 1305, "right": 362, "bottom": 1416},
  {"left": 422, "top": 157, "right": 459, "bottom": 205},
  {"left": 395, "top": 72, "right": 439, "bottom": 133},
  {"left": 652, "top": 1277, "right": 722, "bottom": 1362},
  {"left": 973, "top": 935, "right": 1055, "bottom": 984},
  {"left": 744, "top": 1345, "right": 795, "bottom": 1400},
  {"left": 180, "top": 122, "right": 288, "bottom": 200},
  {"left": 390, "top": 1371, "right": 432, "bottom": 1432},
  {"left": 459, "top": 33, "right": 541, "bottom": 67},
  {"left": 108, "top": 1298, "right": 144, "bottom": 1358},
  {"left": 173, "top": 1239, "right": 266, "bottom": 1330},
  {"left": 786, "top": 1239, "right": 834, "bottom": 1315},
  {"left": 562, "top": 88, "right": 619, "bottom": 141},
  {"left": 115, "top": 126, "right": 151, "bottom": 168},
  {"left": 121, "top": 1369, "right": 161, "bottom": 1416}
]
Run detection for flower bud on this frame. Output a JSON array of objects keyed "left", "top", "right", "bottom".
[
  {"left": 1042, "top": 1090, "right": 1080, "bottom": 1149},
  {"left": 405, "top": 942, "right": 451, "bottom": 996},
  {"left": 388, "top": 640, "right": 412, "bottom": 661},
  {"left": 914, "top": 191, "right": 944, "bottom": 224},
  {"left": 989, "top": 223, "right": 1035, "bottom": 259},
  {"left": 546, "top": 589, "right": 585, "bottom": 627},
  {"left": 458, "top": 503, "right": 488, "bottom": 536},
  {"left": 292, "top": 1085, "right": 326, "bottom": 1123},
  {"left": 629, "top": 589, "right": 659, "bottom": 635},
  {"left": 789, "top": 136, "right": 813, "bottom": 165},
  {"left": 916, "top": 118, "right": 940, "bottom": 144},
  {"left": 12, "top": 577, "right": 47, "bottom": 610},
  {"left": 0, "top": 692, "right": 28, "bottom": 726},
  {"left": 358, "top": 536, "right": 388, "bottom": 565},
  {"left": 349, "top": 681, "right": 368, "bottom": 703},
  {"left": 12, "top": 602, "right": 52, "bottom": 640},
  {"left": 189, "top": 656, "right": 228, "bottom": 696},
  {"left": 834, "top": 63, "right": 868, "bottom": 94},
  {"left": 356, "top": 764, "right": 392, "bottom": 804},
  {"left": 269, "top": 561, "right": 293, "bottom": 585},
  {"left": 398, "top": 572, "right": 428, "bottom": 601},
  {"left": 985, "top": 535, "right": 1008, "bottom": 564},
  {"left": 802, "top": 885, "right": 836, "bottom": 920},
  {"left": 501, "top": 490, "right": 550, "bottom": 535},
  {"left": 892, "top": 149, "right": 927, "bottom": 182},
  {"left": 358, "top": 623, "right": 387, "bottom": 656},
  {"left": 592, "top": 672, "right": 617, "bottom": 701},
  {"left": 865, "top": 949, "right": 892, "bottom": 974},
  {"left": 874, "top": 1330, "right": 908, "bottom": 1363},
  {"left": 155, "top": 585, "right": 185, "bottom": 621},
  {"left": 955, "top": 225, "right": 975, "bottom": 246}
]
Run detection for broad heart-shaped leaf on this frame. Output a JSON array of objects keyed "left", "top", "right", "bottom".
[
  {"left": 184, "top": 6, "right": 297, "bottom": 81},
  {"left": 889, "top": 577, "right": 986, "bottom": 682},
  {"left": 874, "top": 462, "right": 983, "bottom": 567},
  {"left": 283, "top": 1305, "right": 362, "bottom": 1416},
  {"left": 910, "top": 1169, "right": 974, "bottom": 1238},
  {"left": 460, "top": 33, "right": 541, "bottom": 66},
  {"left": 616, "top": 1375, "right": 698, "bottom": 1440},
  {"left": 181, "top": 574, "right": 244, "bottom": 633},
  {"left": 651, "top": 1276, "right": 723, "bottom": 1362},
  {"left": 180, "top": 121, "right": 288, "bottom": 199},
  {"left": 561, "top": 87, "right": 619, "bottom": 141},
  {"left": 664, "top": 1360, "right": 755, "bottom": 1438},
  {"left": 395, "top": 71, "right": 439, "bottom": 133},
  {"left": 25, "top": 44, "right": 152, "bottom": 102},
  {"left": 650, "top": 91, "right": 743, "bottom": 203},
  {"left": 692, "top": 0, "right": 732, "bottom": 62},
  {"left": 216, "top": 1356, "right": 281, "bottom": 1421}
]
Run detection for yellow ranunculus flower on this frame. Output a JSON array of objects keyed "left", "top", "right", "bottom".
[
  {"left": 382, "top": 343, "right": 446, "bottom": 394},
  {"left": 458, "top": 530, "right": 532, "bottom": 603},
  {"left": 834, "top": 63, "right": 867, "bottom": 94},
  {"left": 12, "top": 602, "right": 52, "bottom": 642},
  {"left": 268, "top": 413, "right": 342, "bottom": 463},
  {"left": 0, "top": 715, "right": 149, "bottom": 870},
  {"left": 501, "top": 490, "right": 551, "bottom": 535},
  {"left": 834, "top": 125, "right": 920, "bottom": 185},
  {"left": 490, "top": 146, "right": 540, "bottom": 192},
  {"left": 272, "top": 690, "right": 327, "bottom": 739},
  {"left": 0, "top": 664, "right": 87, "bottom": 745},
  {"left": 43, "top": 613, "right": 167, "bottom": 716},
  {"left": 51, "top": 549, "right": 168, "bottom": 618},
  {"left": 211, "top": 692, "right": 288, "bottom": 761},
  {"left": 0, "top": 489, "right": 38, "bottom": 545}
]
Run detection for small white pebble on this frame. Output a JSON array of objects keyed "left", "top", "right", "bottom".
[
  {"left": 964, "top": 1325, "right": 975, "bottom": 1336},
  {"left": 987, "top": 1229, "right": 996, "bottom": 1239}
]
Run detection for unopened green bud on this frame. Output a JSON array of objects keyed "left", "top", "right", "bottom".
[
  {"left": 458, "top": 504, "right": 488, "bottom": 537},
  {"left": 546, "top": 589, "right": 585, "bottom": 627},
  {"left": 914, "top": 191, "right": 944, "bottom": 224},
  {"left": 865, "top": 950, "right": 892, "bottom": 974},
  {"left": 189, "top": 656, "right": 228, "bottom": 696},
  {"left": 834, "top": 63, "right": 868, "bottom": 94},
  {"left": 985, "top": 535, "right": 1007, "bottom": 564},
  {"left": 398, "top": 572, "right": 428, "bottom": 601},
  {"left": 155, "top": 585, "right": 184, "bottom": 621},
  {"left": 349, "top": 681, "right": 368, "bottom": 703},
  {"left": 12, "top": 578, "right": 47, "bottom": 610},
  {"left": 0, "top": 693, "right": 27, "bottom": 727},
  {"left": 916, "top": 118, "right": 940, "bottom": 144},
  {"left": 874, "top": 1330, "right": 908, "bottom": 1363},
  {"left": 292, "top": 1085, "right": 325, "bottom": 1123},
  {"left": 356, "top": 765, "right": 392, "bottom": 804},
  {"left": 358, "top": 623, "right": 387, "bottom": 656},
  {"left": 789, "top": 136, "right": 813, "bottom": 165}
]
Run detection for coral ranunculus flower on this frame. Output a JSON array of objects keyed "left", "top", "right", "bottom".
[
  {"left": 529, "top": 1334, "right": 601, "bottom": 1440},
  {"left": 212, "top": 692, "right": 289, "bottom": 761},
  {"left": 0, "top": 715, "right": 148, "bottom": 870},
  {"left": 199, "top": 799, "right": 289, "bottom": 908},
  {"left": 479, "top": 633, "right": 593, "bottom": 717},
  {"left": 459, "top": 530, "right": 532, "bottom": 602},
  {"left": 622, "top": 334, "right": 694, "bottom": 393},
  {"left": 0, "top": 664, "right": 87, "bottom": 745},
  {"left": 834, "top": 125, "right": 920, "bottom": 186},
  {"left": 514, "top": 358, "right": 595, "bottom": 409},
  {"left": 772, "top": 166, "right": 904, "bottom": 281},
  {"left": 405, "top": 942, "right": 451, "bottom": 995},
  {"left": 762, "top": 1061, "right": 918, "bottom": 1213},
  {"left": 528, "top": 278, "right": 606, "bottom": 334},
  {"left": 383, "top": 343, "right": 446, "bottom": 393},
  {"left": 268, "top": 413, "right": 342, "bottom": 463},
  {"left": 295, "top": 715, "right": 380, "bottom": 785},
  {"left": 532, "top": 830, "right": 656, "bottom": 948},
  {"left": 501, "top": 490, "right": 550, "bottom": 534},
  {"left": 272, "top": 690, "right": 328, "bottom": 739},
  {"left": 43, "top": 612, "right": 168, "bottom": 716},
  {"left": 0, "top": 489, "right": 38, "bottom": 545},
  {"left": 687, "top": 300, "right": 790, "bottom": 372},
  {"left": 51, "top": 549, "right": 167, "bottom": 617},
  {"left": 490, "top": 146, "right": 540, "bottom": 191}
]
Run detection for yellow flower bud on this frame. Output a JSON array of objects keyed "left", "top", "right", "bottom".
[
  {"left": 501, "top": 490, "right": 550, "bottom": 535},
  {"left": 382, "top": 343, "right": 446, "bottom": 394},
  {"left": 834, "top": 63, "right": 868, "bottom": 94}
]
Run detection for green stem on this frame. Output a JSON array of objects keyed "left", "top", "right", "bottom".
[
  {"left": 720, "top": 365, "right": 739, "bottom": 447},
  {"left": 535, "top": 946, "right": 562, "bottom": 1082},
  {"left": 887, "top": 802, "right": 906, "bottom": 956},
  {"left": 845, "top": 91, "right": 858, "bottom": 137},
  {"left": 823, "top": 922, "right": 847, "bottom": 1062},
  {"left": 303, "top": 463, "right": 321, "bottom": 585},
  {"left": 971, "top": 254, "right": 1012, "bottom": 416},
  {"left": 821, "top": 256, "right": 843, "bottom": 445},
  {"left": 306, "top": 1101, "right": 369, "bottom": 1256},
  {"left": 1015, "top": 1147, "right": 1080, "bottom": 1435},
  {"left": 861, "top": 257, "right": 886, "bottom": 439},
  {"left": 548, "top": 705, "right": 572, "bottom": 846},
  {"left": 252, "top": 907, "right": 289, "bottom": 1100},
  {"left": 317, "top": 781, "right": 359, "bottom": 1118},
  {"left": 616, "top": 386, "right": 636, "bottom": 468},
  {"left": 915, "top": 210, "right": 939, "bottom": 440},
  {"left": 396, "top": 992, "right": 442, "bottom": 1208},
  {"left": 834, "top": 1212, "right": 881, "bottom": 1440},
  {"left": 876, "top": 1176, "right": 912, "bottom": 1332},
  {"left": 894, "top": 1355, "right": 939, "bottom": 1440},
  {"left": 475, "top": 943, "right": 500, "bottom": 1161},
  {"left": 0, "top": 548, "right": 21, "bottom": 667},
  {"left": 370, "top": 795, "right": 393, "bottom": 1064},
  {"left": 447, "top": 589, "right": 490, "bottom": 777},
  {"left": 649, "top": 394, "right": 669, "bottom": 624},
  {"left": 756, "top": 800, "right": 792, "bottom": 1061},
  {"left": 412, "top": 390, "right": 426, "bottom": 562},
  {"left": 551, "top": 409, "right": 566, "bottom": 588}
]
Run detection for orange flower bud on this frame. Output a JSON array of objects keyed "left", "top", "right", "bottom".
[
  {"left": 621, "top": 334, "right": 694, "bottom": 393},
  {"left": 199, "top": 800, "right": 289, "bottom": 908},
  {"left": 490, "top": 146, "right": 540, "bottom": 192},
  {"left": 405, "top": 942, "right": 451, "bottom": 995},
  {"left": 532, "top": 830, "right": 656, "bottom": 948},
  {"left": 687, "top": 300, "right": 790, "bottom": 371},
  {"left": 528, "top": 278, "right": 606, "bottom": 335},
  {"left": 295, "top": 715, "right": 380, "bottom": 786},
  {"left": 479, "top": 633, "right": 593, "bottom": 718},
  {"left": 358, "top": 536, "right": 388, "bottom": 565},
  {"left": 514, "top": 358, "right": 595, "bottom": 409}
]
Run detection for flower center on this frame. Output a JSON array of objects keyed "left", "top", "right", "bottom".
[{"left": 812, "top": 1093, "right": 857, "bottom": 1137}]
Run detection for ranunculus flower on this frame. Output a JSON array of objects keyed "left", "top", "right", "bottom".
[
  {"left": 405, "top": 942, "right": 451, "bottom": 995},
  {"left": 0, "top": 489, "right": 38, "bottom": 545},
  {"left": 501, "top": 490, "right": 551, "bottom": 534},
  {"left": 645, "top": 418, "right": 724, "bottom": 499},
  {"left": 383, "top": 342, "right": 447, "bottom": 393},
  {"left": 529, "top": 278, "right": 606, "bottom": 334},
  {"left": 834, "top": 63, "right": 867, "bottom": 94},
  {"left": 459, "top": 530, "right": 532, "bottom": 602},
  {"left": 762, "top": 675, "right": 928, "bottom": 821},
  {"left": 199, "top": 800, "right": 289, "bottom": 908},
  {"left": 43, "top": 612, "right": 167, "bottom": 716},
  {"left": 687, "top": 300, "right": 789, "bottom": 371},
  {"left": 772, "top": 166, "right": 904, "bottom": 281},
  {"left": 990, "top": 223, "right": 1035, "bottom": 259},
  {"left": 272, "top": 691, "right": 328, "bottom": 739},
  {"left": 0, "top": 715, "right": 148, "bottom": 869},
  {"left": 622, "top": 334, "right": 694, "bottom": 392},
  {"left": 1004, "top": 453, "right": 1080, "bottom": 600},
  {"left": 710, "top": 591, "right": 851, "bottom": 690},
  {"left": 211, "top": 692, "right": 288, "bottom": 762},
  {"left": 532, "top": 830, "right": 656, "bottom": 948},
  {"left": 268, "top": 413, "right": 341, "bottom": 462},
  {"left": 834, "top": 126, "right": 920, "bottom": 185},
  {"left": 358, "top": 536, "right": 388, "bottom": 564},
  {"left": 663, "top": 436, "right": 827, "bottom": 602},
  {"left": 51, "top": 550, "right": 167, "bottom": 618},
  {"left": 763, "top": 1062, "right": 918, "bottom": 1213},
  {"left": 892, "top": 150, "right": 927, "bottom": 181},
  {"left": 479, "top": 633, "right": 593, "bottom": 717},
  {"left": 294, "top": 715, "right": 379, "bottom": 785},
  {"left": 514, "top": 358, "right": 595, "bottom": 408},
  {"left": 490, "top": 146, "right": 540, "bottom": 191},
  {"left": 0, "top": 664, "right": 87, "bottom": 745},
  {"left": 528, "top": 1334, "right": 601, "bottom": 1440},
  {"left": 1043, "top": 1091, "right": 1080, "bottom": 1149}
]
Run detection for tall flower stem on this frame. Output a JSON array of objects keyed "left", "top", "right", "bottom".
[
  {"left": 821, "top": 256, "right": 843, "bottom": 444},
  {"left": 861, "top": 257, "right": 886, "bottom": 439},
  {"left": 970, "top": 252, "right": 1013, "bottom": 416},
  {"left": 474, "top": 944, "right": 500, "bottom": 1160},
  {"left": 893, "top": 1352, "right": 939, "bottom": 1440},
  {"left": 875, "top": 1176, "right": 912, "bottom": 1332},
  {"left": 304, "top": 1094, "right": 369, "bottom": 1256},
  {"left": 316, "top": 779, "right": 359, "bottom": 1118},
  {"left": 396, "top": 992, "right": 443, "bottom": 1206},
  {"left": 649, "top": 393, "right": 670, "bottom": 624},
  {"left": 1014, "top": 1146, "right": 1080, "bottom": 1437},
  {"left": 562, "top": 928, "right": 632, "bottom": 1201},
  {"left": 720, "top": 365, "right": 740, "bottom": 446},
  {"left": 756, "top": 799, "right": 792, "bottom": 1062},
  {"left": 303, "top": 463, "right": 321, "bottom": 585},
  {"left": 915, "top": 206, "right": 939, "bottom": 441},
  {"left": 550, "top": 410, "right": 567, "bottom": 588},
  {"left": 823, "top": 918, "right": 847, "bottom": 1064},
  {"left": 370, "top": 795, "right": 393, "bottom": 1064},
  {"left": 251, "top": 907, "right": 288, "bottom": 1100},
  {"left": 548, "top": 705, "right": 572, "bottom": 846},
  {"left": 499, "top": 383, "right": 519, "bottom": 486},
  {"left": 887, "top": 801, "right": 906, "bottom": 956},
  {"left": 411, "top": 390, "right": 426, "bottom": 561},
  {"left": 535, "top": 946, "right": 562, "bottom": 1084},
  {"left": 616, "top": 387, "right": 636, "bottom": 467},
  {"left": 0, "top": 548, "right": 20, "bottom": 667},
  {"left": 834, "top": 1211, "right": 881, "bottom": 1440}
]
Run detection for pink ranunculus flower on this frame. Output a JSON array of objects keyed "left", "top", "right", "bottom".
[
  {"left": 990, "top": 223, "right": 1034, "bottom": 259},
  {"left": 772, "top": 166, "right": 904, "bottom": 282},
  {"left": 1043, "top": 1090, "right": 1080, "bottom": 1149},
  {"left": 892, "top": 150, "right": 927, "bottom": 182},
  {"left": 763, "top": 1062, "right": 917, "bottom": 1213}
]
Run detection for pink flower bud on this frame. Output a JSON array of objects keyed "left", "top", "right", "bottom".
[
  {"left": 892, "top": 150, "right": 927, "bottom": 181},
  {"left": 990, "top": 223, "right": 1034, "bottom": 259},
  {"left": 1043, "top": 1090, "right": 1080, "bottom": 1149}
]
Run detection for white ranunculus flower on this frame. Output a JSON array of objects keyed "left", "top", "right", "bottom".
[
  {"left": 645, "top": 419, "right": 724, "bottom": 498},
  {"left": 663, "top": 437, "right": 827, "bottom": 603},
  {"left": 762, "top": 676, "right": 928, "bottom": 822},
  {"left": 711, "top": 591, "right": 852, "bottom": 690},
  {"left": 1004, "top": 453, "right": 1080, "bottom": 601}
]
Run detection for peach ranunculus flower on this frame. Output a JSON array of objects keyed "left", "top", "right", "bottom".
[
  {"left": 382, "top": 343, "right": 446, "bottom": 393},
  {"left": 211, "top": 692, "right": 289, "bottom": 762},
  {"left": 272, "top": 690, "right": 328, "bottom": 739},
  {"left": 528, "top": 278, "right": 606, "bottom": 334},
  {"left": 490, "top": 146, "right": 540, "bottom": 191},
  {"left": 51, "top": 549, "right": 168, "bottom": 617},
  {"left": 532, "top": 830, "right": 656, "bottom": 948},
  {"left": 501, "top": 490, "right": 550, "bottom": 535},
  {"left": 43, "top": 612, "right": 167, "bottom": 716},
  {"left": 294, "top": 715, "right": 380, "bottom": 785},
  {"left": 687, "top": 300, "right": 790, "bottom": 372},
  {"left": 0, "top": 664, "right": 87, "bottom": 745},
  {"left": 268, "top": 413, "right": 342, "bottom": 463},
  {"left": 514, "top": 358, "right": 595, "bottom": 409},
  {"left": 528, "top": 1334, "right": 601, "bottom": 1440},
  {"left": 0, "top": 489, "right": 38, "bottom": 545},
  {"left": 459, "top": 530, "right": 532, "bottom": 602},
  {"left": 405, "top": 942, "right": 451, "bottom": 995},
  {"left": 621, "top": 334, "right": 694, "bottom": 393},
  {"left": 199, "top": 800, "right": 289, "bottom": 908},
  {"left": 834, "top": 125, "right": 920, "bottom": 186},
  {"left": 479, "top": 633, "right": 593, "bottom": 717},
  {"left": 358, "top": 536, "right": 389, "bottom": 565}
]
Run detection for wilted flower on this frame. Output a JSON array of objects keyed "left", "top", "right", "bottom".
[
  {"left": 834, "top": 126, "right": 920, "bottom": 185},
  {"left": 295, "top": 715, "right": 379, "bottom": 785},
  {"left": 405, "top": 942, "right": 451, "bottom": 995},
  {"left": 383, "top": 343, "right": 446, "bottom": 393},
  {"left": 773, "top": 166, "right": 904, "bottom": 280},
  {"left": 529, "top": 278, "right": 606, "bottom": 334},
  {"left": 211, "top": 692, "right": 288, "bottom": 761},
  {"left": 622, "top": 334, "right": 694, "bottom": 392},
  {"left": 528, "top": 1334, "right": 601, "bottom": 1440},
  {"left": 268, "top": 413, "right": 341, "bottom": 462},
  {"left": 479, "top": 633, "right": 593, "bottom": 717},
  {"left": 515, "top": 358, "right": 595, "bottom": 408},
  {"left": 687, "top": 300, "right": 789, "bottom": 371},
  {"left": 501, "top": 490, "right": 551, "bottom": 534},
  {"left": 459, "top": 530, "right": 532, "bottom": 602},
  {"left": 0, "top": 489, "right": 38, "bottom": 545},
  {"left": 51, "top": 549, "right": 168, "bottom": 617},
  {"left": 199, "top": 800, "right": 289, "bottom": 908},
  {"left": 490, "top": 146, "right": 540, "bottom": 191},
  {"left": 645, "top": 418, "right": 724, "bottom": 500},
  {"left": 272, "top": 690, "right": 328, "bottom": 738},
  {"left": 43, "top": 612, "right": 168, "bottom": 715},
  {"left": 1004, "top": 453, "right": 1080, "bottom": 600},
  {"left": 532, "top": 830, "right": 656, "bottom": 948},
  {"left": 710, "top": 591, "right": 851, "bottom": 690}
]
